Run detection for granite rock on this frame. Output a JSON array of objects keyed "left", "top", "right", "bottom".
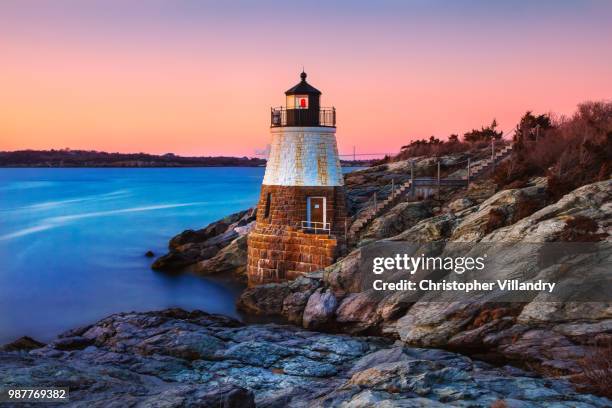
[{"left": 1, "top": 309, "right": 608, "bottom": 407}]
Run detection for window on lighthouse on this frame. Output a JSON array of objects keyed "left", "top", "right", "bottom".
[{"left": 287, "top": 95, "right": 308, "bottom": 110}]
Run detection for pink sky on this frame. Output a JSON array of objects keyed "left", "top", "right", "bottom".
[{"left": 1, "top": 1, "right": 611, "bottom": 157}]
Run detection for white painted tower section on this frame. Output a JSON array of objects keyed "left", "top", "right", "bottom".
[{"left": 263, "top": 126, "right": 343, "bottom": 187}]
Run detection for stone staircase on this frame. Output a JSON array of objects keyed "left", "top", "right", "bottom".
[
  {"left": 347, "top": 144, "right": 514, "bottom": 243},
  {"left": 348, "top": 179, "right": 412, "bottom": 239},
  {"left": 467, "top": 144, "right": 513, "bottom": 179}
]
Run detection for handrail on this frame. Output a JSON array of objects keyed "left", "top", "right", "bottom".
[
  {"left": 271, "top": 107, "right": 336, "bottom": 127},
  {"left": 301, "top": 220, "right": 331, "bottom": 234}
]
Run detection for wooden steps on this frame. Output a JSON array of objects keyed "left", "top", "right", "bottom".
[{"left": 347, "top": 144, "right": 514, "bottom": 243}]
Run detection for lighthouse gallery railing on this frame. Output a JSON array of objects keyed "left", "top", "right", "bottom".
[{"left": 271, "top": 107, "right": 336, "bottom": 127}]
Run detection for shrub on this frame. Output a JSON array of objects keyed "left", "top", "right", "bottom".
[
  {"left": 394, "top": 136, "right": 471, "bottom": 161},
  {"left": 492, "top": 156, "right": 541, "bottom": 188},
  {"left": 493, "top": 101, "right": 611, "bottom": 198},
  {"left": 558, "top": 215, "right": 607, "bottom": 242},
  {"left": 573, "top": 339, "right": 612, "bottom": 399},
  {"left": 464, "top": 119, "right": 503, "bottom": 143},
  {"left": 512, "top": 196, "right": 543, "bottom": 223}
]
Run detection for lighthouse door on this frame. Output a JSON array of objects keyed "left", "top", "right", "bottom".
[{"left": 307, "top": 197, "right": 326, "bottom": 231}]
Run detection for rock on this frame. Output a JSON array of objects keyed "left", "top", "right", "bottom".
[
  {"left": 1, "top": 336, "right": 45, "bottom": 351},
  {"left": 347, "top": 346, "right": 409, "bottom": 375},
  {"left": 124, "top": 384, "right": 255, "bottom": 408},
  {"left": 51, "top": 336, "right": 94, "bottom": 351},
  {"left": 383, "top": 180, "right": 611, "bottom": 373},
  {"left": 151, "top": 250, "right": 201, "bottom": 271},
  {"left": 483, "top": 179, "right": 610, "bottom": 242},
  {"left": 448, "top": 317, "right": 516, "bottom": 350},
  {"left": 283, "top": 275, "right": 322, "bottom": 322},
  {"left": 234, "top": 179, "right": 611, "bottom": 382},
  {"left": 197, "top": 385, "right": 255, "bottom": 408},
  {"left": 282, "top": 290, "right": 313, "bottom": 325},
  {"left": 447, "top": 197, "right": 474, "bottom": 213},
  {"left": 335, "top": 291, "right": 381, "bottom": 334},
  {"left": 237, "top": 275, "right": 322, "bottom": 320},
  {"left": 302, "top": 289, "right": 338, "bottom": 329},
  {"left": 324, "top": 249, "right": 363, "bottom": 296},
  {"left": 152, "top": 208, "right": 255, "bottom": 272},
  {"left": 389, "top": 213, "right": 461, "bottom": 243},
  {"left": 394, "top": 301, "right": 478, "bottom": 347},
  {"left": 451, "top": 183, "right": 548, "bottom": 242},
  {"left": 2, "top": 309, "right": 608, "bottom": 407},
  {"left": 237, "top": 283, "right": 291, "bottom": 315},
  {"left": 466, "top": 179, "right": 497, "bottom": 202},
  {"left": 362, "top": 201, "right": 432, "bottom": 240},
  {"left": 192, "top": 233, "right": 249, "bottom": 279},
  {"left": 348, "top": 360, "right": 440, "bottom": 392},
  {"left": 145, "top": 250, "right": 155, "bottom": 257}
]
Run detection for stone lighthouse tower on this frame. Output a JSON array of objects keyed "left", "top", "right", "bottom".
[{"left": 247, "top": 72, "right": 347, "bottom": 286}]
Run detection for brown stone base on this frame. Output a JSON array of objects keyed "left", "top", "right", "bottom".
[
  {"left": 247, "top": 225, "right": 338, "bottom": 286},
  {"left": 246, "top": 184, "right": 347, "bottom": 286}
]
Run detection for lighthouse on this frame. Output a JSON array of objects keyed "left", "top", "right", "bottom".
[{"left": 247, "top": 72, "right": 347, "bottom": 286}]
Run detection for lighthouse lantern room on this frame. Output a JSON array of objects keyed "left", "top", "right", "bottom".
[{"left": 247, "top": 72, "right": 347, "bottom": 286}]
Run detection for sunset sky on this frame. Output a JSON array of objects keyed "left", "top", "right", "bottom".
[{"left": 1, "top": 1, "right": 611, "bottom": 157}]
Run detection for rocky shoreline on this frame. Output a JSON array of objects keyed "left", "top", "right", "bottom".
[
  {"left": 2, "top": 308, "right": 610, "bottom": 407},
  {"left": 2, "top": 151, "right": 609, "bottom": 406},
  {"left": 236, "top": 178, "right": 611, "bottom": 381},
  {"left": 149, "top": 155, "right": 611, "bottom": 382}
]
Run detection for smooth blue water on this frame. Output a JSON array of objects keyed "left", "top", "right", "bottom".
[{"left": 0, "top": 168, "right": 266, "bottom": 344}]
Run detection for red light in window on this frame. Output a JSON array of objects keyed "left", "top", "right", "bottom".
[{"left": 300, "top": 98, "right": 306, "bottom": 108}]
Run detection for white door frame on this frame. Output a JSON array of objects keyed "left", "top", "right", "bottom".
[{"left": 306, "top": 196, "right": 326, "bottom": 227}]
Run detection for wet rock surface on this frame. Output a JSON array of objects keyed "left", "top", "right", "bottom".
[{"left": 1, "top": 309, "right": 609, "bottom": 407}]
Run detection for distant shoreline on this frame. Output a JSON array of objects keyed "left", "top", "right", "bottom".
[
  {"left": 0, "top": 165, "right": 266, "bottom": 168},
  {"left": 0, "top": 164, "right": 366, "bottom": 168},
  {"left": 0, "top": 149, "right": 266, "bottom": 168},
  {"left": 0, "top": 149, "right": 372, "bottom": 168}
]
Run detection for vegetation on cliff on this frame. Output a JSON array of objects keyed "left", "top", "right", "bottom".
[{"left": 494, "top": 101, "right": 611, "bottom": 200}]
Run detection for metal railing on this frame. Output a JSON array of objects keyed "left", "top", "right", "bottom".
[
  {"left": 300, "top": 220, "right": 331, "bottom": 234},
  {"left": 271, "top": 107, "right": 336, "bottom": 127}
]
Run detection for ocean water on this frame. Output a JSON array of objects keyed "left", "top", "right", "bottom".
[{"left": 0, "top": 168, "right": 266, "bottom": 344}]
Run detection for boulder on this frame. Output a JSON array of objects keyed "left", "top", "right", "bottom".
[
  {"left": 192, "top": 233, "right": 250, "bottom": 279},
  {"left": 335, "top": 291, "right": 382, "bottom": 334},
  {"left": 447, "top": 197, "right": 474, "bottom": 213},
  {"left": 282, "top": 290, "right": 313, "bottom": 325},
  {"left": 483, "top": 179, "right": 610, "bottom": 242},
  {"left": 362, "top": 201, "right": 432, "bottom": 240},
  {"left": 51, "top": 336, "right": 94, "bottom": 351},
  {"left": 236, "top": 283, "right": 291, "bottom": 315},
  {"left": 280, "top": 275, "right": 322, "bottom": 324},
  {"left": 1, "top": 336, "right": 45, "bottom": 351},
  {"left": 152, "top": 208, "right": 255, "bottom": 272},
  {"left": 466, "top": 179, "right": 497, "bottom": 202},
  {"left": 302, "top": 289, "right": 338, "bottom": 329},
  {"left": 451, "top": 183, "right": 548, "bottom": 242},
  {"left": 324, "top": 249, "right": 363, "bottom": 296}
]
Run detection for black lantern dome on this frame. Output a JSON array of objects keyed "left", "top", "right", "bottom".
[
  {"left": 285, "top": 71, "right": 322, "bottom": 96},
  {"left": 271, "top": 71, "right": 335, "bottom": 128}
]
